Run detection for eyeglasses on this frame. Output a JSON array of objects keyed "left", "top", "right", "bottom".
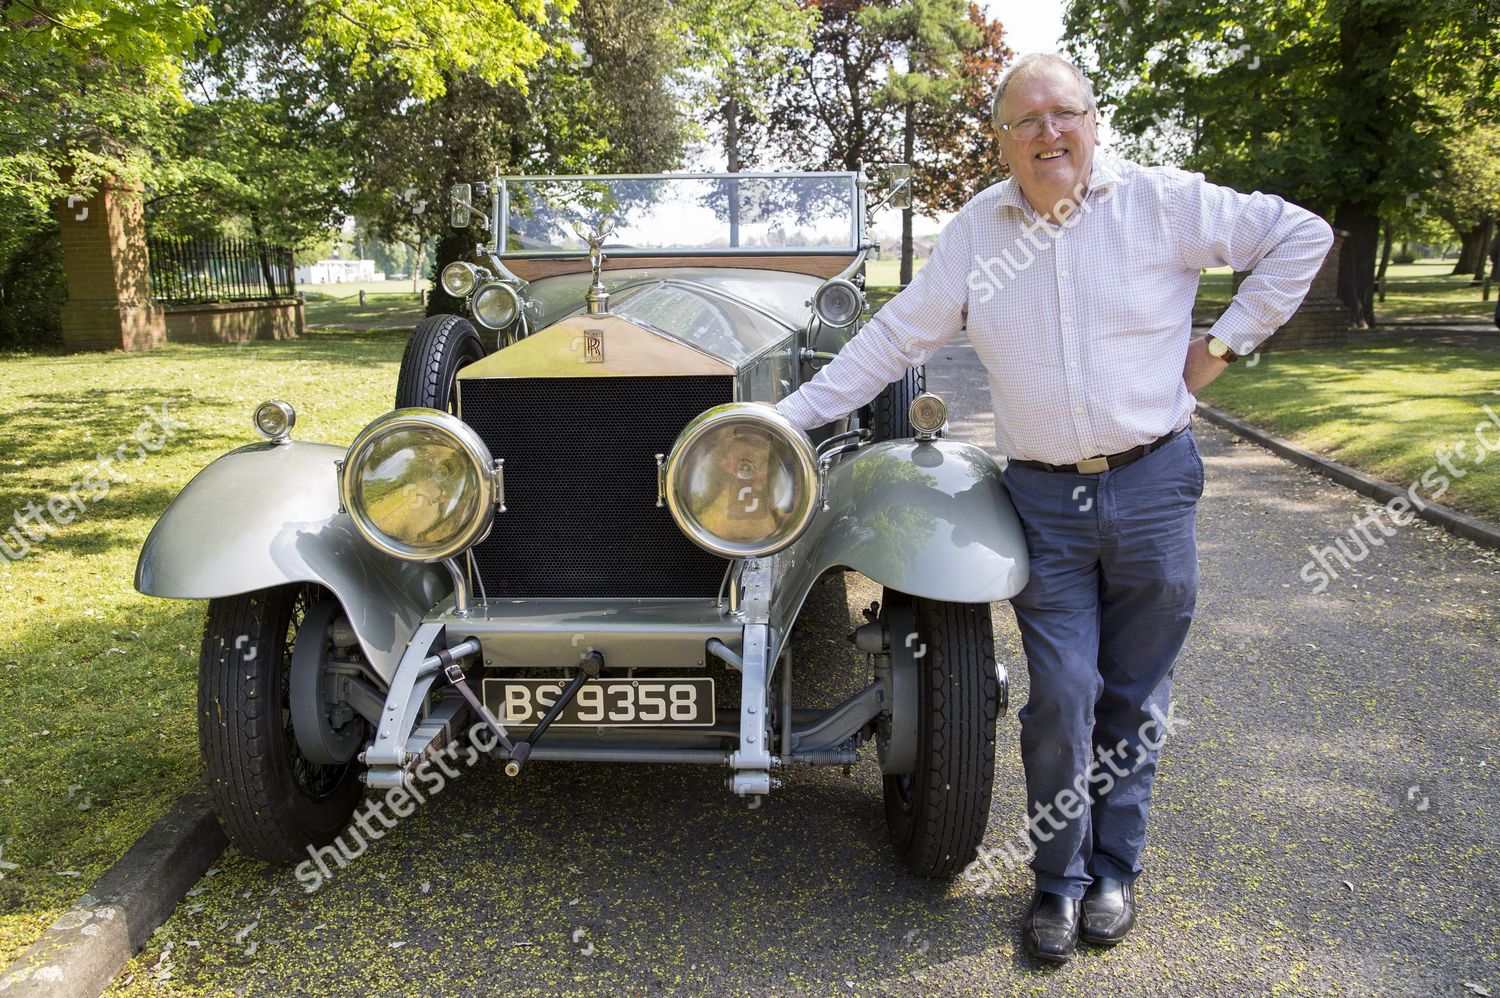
[{"left": 999, "top": 107, "right": 1090, "bottom": 140}]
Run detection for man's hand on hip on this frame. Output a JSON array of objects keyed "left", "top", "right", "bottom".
[{"left": 1183, "top": 336, "right": 1231, "bottom": 394}]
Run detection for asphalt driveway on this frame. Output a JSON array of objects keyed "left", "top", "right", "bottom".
[{"left": 105, "top": 335, "right": 1499, "bottom": 997}]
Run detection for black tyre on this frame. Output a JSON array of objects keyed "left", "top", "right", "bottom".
[
  {"left": 869, "top": 366, "right": 925, "bottom": 441},
  {"left": 396, "top": 313, "right": 485, "bottom": 412},
  {"left": 881, "top": 589, "right": 999, "bottom": 878},
  {"left": 199, "top": 584, "right": 363, "bottom": 861}
]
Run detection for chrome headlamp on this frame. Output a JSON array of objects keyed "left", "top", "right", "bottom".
[
  {"left": 664, "top": 403, "right": 818, "bottom": 559},
  {"left": 340, "top": 408, "right": 496, "bottom": 562},
  {"left": 812, "top": 278, "right": 863, "bottom": 328},
  {"left": 253, "top": 400, "right": 295, "bottom": 443},
  {"left": 472, "top": 281, "right": 521, "bottom": 330},
  {"left": 440, "top": 261, "right": 484, "bottom": 298}
]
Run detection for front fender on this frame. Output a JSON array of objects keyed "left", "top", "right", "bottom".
[
  {"left": 774, "top": 439, "right": 1028, "bottom": 621},
  {"left": 135, "top": 441, "right": 448, "bottom": 684}
]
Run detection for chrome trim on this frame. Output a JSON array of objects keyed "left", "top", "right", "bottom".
[
  {"left": 339, "top": 408, "right": 497, "bottom": 563},
  {"left": 252, "top": 399, "right": 295, "bottom": 444},
  {"left": 494, "top": 458, "right": 506, "bottom": 512},
  {"left": 663, "top": 403, "right": 819, "bottom": 560},
  {"left": 655, "top": 453, "right": 666, "bottom": 508},
  {"left": 811, "top": 277, "right": 863, "bottom": 328},
  {"left": 909, "top": 392, "right": 948, "bottom": 440},
  {"left": 444, "top": 557, "right": 472, "bottom": 616},
  {"left": 441, "top": 261, "right": 484, "bottom": 297},
  {"left": 471, "top": 281, "right": 522, "bottom": 331}
]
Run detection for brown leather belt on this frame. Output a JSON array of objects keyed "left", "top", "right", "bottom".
[{"left": 1009, "top": 426, "right": 1188, "bottom": 475}]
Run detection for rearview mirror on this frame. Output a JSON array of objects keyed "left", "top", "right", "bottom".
[
  {"left": 450, "top": 183, "right": 472, "bottom": 229},
  {"left": 871, "top": 164, "right": 912, "bottom": 211}
]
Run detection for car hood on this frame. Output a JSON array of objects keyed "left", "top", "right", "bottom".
[{"left": 519, "top": 267, "right": 817, "bottom": 365}]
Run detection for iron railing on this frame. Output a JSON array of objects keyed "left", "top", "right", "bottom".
[{"left": 146, "top": 236, "right": 295, "bottom": 304}]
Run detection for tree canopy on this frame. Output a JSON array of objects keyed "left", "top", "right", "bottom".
[{"left": 1065, "top": 0, "right": 1500, "bottom": 324}]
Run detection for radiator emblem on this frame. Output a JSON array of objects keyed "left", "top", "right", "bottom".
[{"left": 582, "top": 329, "right": 604, "bottom": 363}]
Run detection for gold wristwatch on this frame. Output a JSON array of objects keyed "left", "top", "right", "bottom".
[{"left": 1207, "top": 336, "right": 1241, "bottom": 363}]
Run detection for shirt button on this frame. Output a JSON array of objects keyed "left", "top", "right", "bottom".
[
  {"left": 1059, "top": 269, "right": 1070, "bottom": 278},
  {"left": 1062, "top": 314, "right": 1072, "bottom": 323},
  {"left": 1068, "top": 361, "right": 1079, "bottom": 369},
  {"left": 1074, "top": 406, "right": 1085, "bottom": 416}
]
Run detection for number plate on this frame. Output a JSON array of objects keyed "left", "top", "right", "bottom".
[{"left": 482, "top": 678, "right": 716, "bottom": 727}]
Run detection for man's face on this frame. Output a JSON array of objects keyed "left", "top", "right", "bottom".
[{"left": 997, "top": 64, "right": 1098, "bottom": 210}]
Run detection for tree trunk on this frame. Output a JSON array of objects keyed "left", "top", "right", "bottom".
[
  {"left": 1334, "top": 202, "right": 1379, "bottom": 328},
  {"left": 1376, "top": 221, "right": 1393, "bottom": 303},
  {"left": 1472, "top": 218, "right": 1494, "bottom": 283},
  {"left": 249, "top": 215, "right": 280, "bottom": 298},
  {"left": 900, "top": 101, "right": 915, "bottom": 286},
  {"left": 1453, "top": 223, "right": 1483, "bottom": 275}
]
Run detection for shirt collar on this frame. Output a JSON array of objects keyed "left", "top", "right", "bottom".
[{"left": 997, "top": 152, "right": 1125, "bottom": 216}]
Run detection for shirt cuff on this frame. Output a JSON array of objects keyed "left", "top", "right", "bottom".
[
  {"left": 776, "top": 391, "right": 822, "bottom": 433},
  {"left": 1207, "top": 300, "right": 1275, "bottom": 357}
]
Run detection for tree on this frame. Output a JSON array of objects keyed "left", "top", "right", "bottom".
[
  {"left": 863, "top": 0, "right": 1006, "bottom": 282},
  {"left": 770, "top": 0, "right": 1008, "bottom": 272},
  {"left": 1064, "top": 0, "right": 1500, "bottom": 327}
]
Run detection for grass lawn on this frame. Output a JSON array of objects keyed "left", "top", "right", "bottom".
[
  {"left": 1198, "top": 340, "right": 1500, "bottom": 521},
  {"left": 303, "top": 294, "right": 427, "bottom": 329},
  {"left": 0, "top": 328, "right": 406, "bottom": 965},
  {"left": 1196, "top": 259, "right": 1495, "bottom": 323}
]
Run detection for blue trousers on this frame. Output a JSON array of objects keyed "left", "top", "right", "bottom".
[{"left": 1001, "top": 428, "right": 1203, "bottom": 900}]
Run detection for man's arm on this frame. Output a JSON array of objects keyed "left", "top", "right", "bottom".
[
  {"left": 1172, "top": 172, "right": 1335, "bottom": 360},
  {"left": 776, "top": 215, "right": 973, "bottom": 432}
]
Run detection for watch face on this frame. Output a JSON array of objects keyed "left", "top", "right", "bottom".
[{"left": 1208, "top": 337, "right": 1228, "bottom": 358}]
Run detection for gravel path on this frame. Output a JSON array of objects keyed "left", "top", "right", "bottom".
[{"left": 105, "top": 336, "right": 1499, "bottom": 997}]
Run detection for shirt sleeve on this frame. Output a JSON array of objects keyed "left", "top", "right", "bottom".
[
  {"left": 777, "top": 215, "right": 973, "bottom": 432},
  {"left": 1170, "top": 171, "right": 1334, "bottom": 355}
]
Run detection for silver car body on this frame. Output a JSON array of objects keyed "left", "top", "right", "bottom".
[{"left": 136, "top": 170, "right": 1029, "bottom": 797}]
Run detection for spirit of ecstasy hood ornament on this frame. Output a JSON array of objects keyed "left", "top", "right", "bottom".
[{"left": 572, "top": 220, "right": 616, "bottom": 315}]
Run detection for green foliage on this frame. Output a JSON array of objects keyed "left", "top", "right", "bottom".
[
  {"left": 1064, "top": 0, "right": 1497, "bottom": 214},
  {"left": 769, "top": 0, "right": 1007, "bottom": 215}
]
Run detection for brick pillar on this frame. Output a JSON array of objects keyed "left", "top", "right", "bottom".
[
  {"left": 56, "top": 178, "right": 166, "bottom": 352},
  {"left": 1232, "top": 226, "right": 1349, "bottom": 351}
]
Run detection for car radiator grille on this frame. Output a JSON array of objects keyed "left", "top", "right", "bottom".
[{"left": 460, "top": 375, "right": 734, "bottom": 598}]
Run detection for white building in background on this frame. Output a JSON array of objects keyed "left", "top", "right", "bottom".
[{"left": 295, "top": 259, "right": 381, "bottom": 284}]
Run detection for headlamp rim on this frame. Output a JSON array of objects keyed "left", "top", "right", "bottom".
[
  {"left": 253, "top": 399, "right": 296, "bottom": 443},
  {"left": 471, "top": 281, "right": 521, "bottom": 330},
  {"left": 340, "top": 407, "right": 496, "bottom": 563},
  {"left": 812, "top": 277, "right": 864, "bottom": 328},
  {"left": 664, "top": 403, "right": 818, "bottom": 559},
  {"left": 440, "top": 261, "right": 483, "bottom": 298}
]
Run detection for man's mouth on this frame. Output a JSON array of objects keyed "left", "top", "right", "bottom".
[{"left": 1037, "top": 149, "right": 1068, "bottom": 161}]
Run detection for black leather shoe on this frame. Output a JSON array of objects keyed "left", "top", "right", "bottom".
[
  {"left": 1080, "top": 875, "right": 1136, "bottom": 945},
  {"left": 1022, "top": 890, "right": 1081, "bottom": 963}
]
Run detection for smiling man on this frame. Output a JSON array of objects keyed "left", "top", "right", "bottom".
[{"left": 776, "top": 52, "right": 1333, "bottom": 961}]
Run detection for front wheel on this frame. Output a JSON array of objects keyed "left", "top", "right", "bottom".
[
  {"left": 881, "top": 590, "right": 999, "bottom": 878},
  {"left": 199, "top": 584, "right": 364, "bottom": 861},
  {"left": 867, "top": 366, "right": 925, "bottom": 441},
  {"left": 396, "top": 313, "right": 485, "bottom": 412}
]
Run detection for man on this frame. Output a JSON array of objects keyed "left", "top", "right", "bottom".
[{"left": 775, "top": 53, "right": 1332, "bottom": 962}]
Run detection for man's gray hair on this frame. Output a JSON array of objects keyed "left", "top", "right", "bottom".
[{"left": 991, "top": 53, "right": 1097, "bottom": 128}]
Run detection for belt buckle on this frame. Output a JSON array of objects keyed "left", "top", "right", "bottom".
[{"left": 1074, "top": 456, "right": 1110, "bottom": 474}]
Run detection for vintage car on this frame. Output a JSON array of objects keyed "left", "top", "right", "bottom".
[{"left": 135, "top": 169, "right": 1029, "bottom": 878}]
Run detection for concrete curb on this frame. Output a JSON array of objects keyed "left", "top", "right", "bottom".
[
  {"left": 1195, "top": 402, "right": 1500, "bottom": 552},
  {"left": 0, "top": 791, "right": 227, "bottom": 997}
]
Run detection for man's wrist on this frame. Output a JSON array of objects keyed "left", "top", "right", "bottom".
[{"left": 1206, "top": 335, "right": 1239, "bottom": 363}]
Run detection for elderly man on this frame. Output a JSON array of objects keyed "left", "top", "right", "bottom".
[{"left": 775, "top": 52, "right": 1332, "bottom": 962}]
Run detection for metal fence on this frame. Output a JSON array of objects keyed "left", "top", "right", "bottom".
[{"left": 146, "top": 236, "right": 295, "bottom": 304}]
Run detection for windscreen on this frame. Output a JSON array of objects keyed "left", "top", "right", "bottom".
[{"left": 502, "top": 174, "right": 859, "bottom": 255}]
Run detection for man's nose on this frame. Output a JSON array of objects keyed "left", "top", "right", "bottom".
[{"left": 1036, "top": 114, "right": 1063, "bottom": 141}]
